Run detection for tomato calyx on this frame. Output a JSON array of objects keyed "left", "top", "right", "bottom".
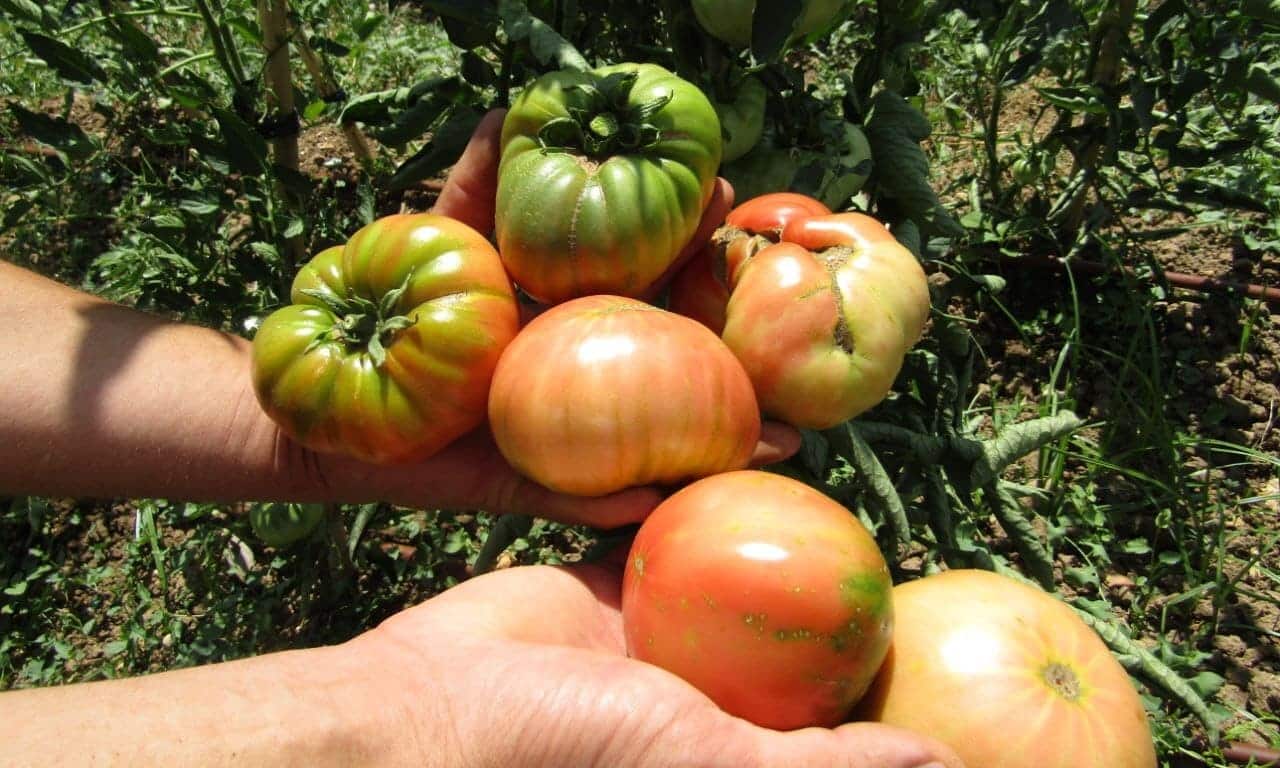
[
  {"left": 538, "top": 70, "right": 673, "bottom": 158},
  {"left": 1041, "top": 662, "right": 1083, "bottom": 702},
  {"left": 300, "top": 274, "right": 415, "bottom": 367}
]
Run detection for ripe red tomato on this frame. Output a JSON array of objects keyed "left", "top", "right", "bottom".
[
  {"left": 857, "top": 569, "right": 1157, "bottom": 768},
  {"left": 622, "top": 470, "right": 893, "bottom": 730},
  {"left": 487, "top": 296, "right": 760, "bottom": 497}
]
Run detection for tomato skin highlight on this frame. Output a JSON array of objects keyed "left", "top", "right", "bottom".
[
  {"left": 622, "top": 470, "right": 893, "bottom": 730},
  {"left": 250, "top": 214, "right": 519, "bottom": 464},
  {"left": 857, "top": 570, "right": 1158, "bottom": 768},
  {"left": 487, "top": 296, "right": 760, "bottom": 497},
  {"left": 496, "top": 63, "right": 722, "bottom": 304}
]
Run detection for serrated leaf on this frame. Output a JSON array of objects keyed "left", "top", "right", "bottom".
[
  {"left": 6, "top": 104, "right": 96, "bottom": 160},
  {"left": 388, "top": 107, "right": 483, "bottom": 190},
  {"left": 499, "top": 0, "right": 588, "bottom": 71},
  {"left": 892, "top": 219, "right": 922, "bottom": 257},
  {"left": 249, "top": 241, "right": 280, "bottom": 261},
  {"left": 282, "top": 217, "right": 306, "bottom": 239},
  {"left": 149, "top": 213, "right": 186, "bottom": 230},
  {"left": 864, "top": 91, "right": 962, "bottom": 237},
  {"left": 19, "top": 31, "right": 106, "bottom": 84}
]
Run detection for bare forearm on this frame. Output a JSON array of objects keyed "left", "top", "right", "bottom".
[
  {"left": 0, "top": 644, "right": 404, "bottom": 767},
  {"left": 0, "top": 261, "right": 319, "bottom": 502}
]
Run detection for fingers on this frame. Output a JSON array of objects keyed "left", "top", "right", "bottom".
[
  {"left": 642, "top": 177, "right": 735, "bottom": 301},
  {"left": 433, "top": 108, "right": 507, "bottom": 234},
  {"left": 750, "top": 421, "right": 802, "bottom": 467},
  {"left": 743, "top": 720, "right": 966, "bottom": 768}
]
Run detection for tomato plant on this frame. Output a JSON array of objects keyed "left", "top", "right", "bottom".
[
  {"left": 857, "top": 570, "right": 1157, "bottom": 768},
  {"left": 622, "top": 470, "right": 892, "bottom": 730},
  {"left": 495, "top": 63, "right": 722, "bottom": 304},
  {"left": 251, "top": 214, "right": 519, "bottom": 464},
  {"left": 487, "top": 295, "right": 759, "bottom": 497},
  {"left": 713, "top": 75, "right": 766, "bottom": 162}
]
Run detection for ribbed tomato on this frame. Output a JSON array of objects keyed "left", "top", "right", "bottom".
[
  {"left": 496, "top": 63, "right": 721, "bottom": 304},
  {"left": 622, "top": 470, "right": 893, "bottom": 730},
  {"left": 251, "top": 214, "right": 519, "bottom": 463},
  {"left": 857, "top": 569, "right": 1157, "bottom": 768},
  {"left": 487, "top": 296, "right": 759, "bottom": 497}
]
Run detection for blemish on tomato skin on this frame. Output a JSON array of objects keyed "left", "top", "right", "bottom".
[{"left": 633, "top": 554, "right": 645, "bottom": 576}]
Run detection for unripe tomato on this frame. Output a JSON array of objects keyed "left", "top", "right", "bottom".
[
  {"left": 713, "top": 76, "right": 766, "bottom": 163},
  {"left": 496, "top": 63, "right": 722, "bottom": 304},
  {"left": 249, "top": 502, "right": 324, "bottom": 547},
  {"left": 623, "top": 470, "right": 893, "bottom": 730},
  {"left": 858, "top": 570, "right": 1157, "bottom": 768},
  {"left": 487, "top": 296, "right": 760, "bottom": 497},
  {"left": 692, "top": 0, "right": 855, "bottom": 49},
  {"left": 251, "top": 215, "right": 519, "bottom": 464}
]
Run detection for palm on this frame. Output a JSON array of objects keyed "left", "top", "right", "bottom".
[{"left": 367, "top": 565, "right": 961, "bottom": 768}]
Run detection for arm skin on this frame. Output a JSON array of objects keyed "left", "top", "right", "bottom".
[
  {"left": 0, "top": 562, "right": 965, "bottom": 768},
  {"left": 0, "top": 109, "right": 792, "bottom": 528}
]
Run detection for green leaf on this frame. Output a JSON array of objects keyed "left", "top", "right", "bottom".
[
  {"left": 19, "top": 31, "right": 107, "bottom": 84},
  {"left": 282, "top": 217, "right": 306, "bottom": 239},
  {"left": 971, "top": 411, "right": 1083, "bottom": 488},
  {"left": 6, "top": 104, "right": 96, "bottom": 160},
  {"left": 864, "top": 91, "right": 962, "bottom": 237},
  {"left": 250, "top": 241, "right": 281, "bottom": 261},
  {"left": 388, "top": 107, "right": 483, "bottom": 191},
  {"left": 1242, "top": 0, "right": 1280, "bottom": 25},
  {"left": 212, "top": 107, "right": 268, "bottom": 175},
  {"left": 751, "top": 0, "right": 804, "bottom": 61},
  {"left": 1245, "top": 65, "right": 1280, "bottom": 104},
  {"left": 178, "top": 199, "right": 220, "bottom": 217},
  {"left": 461, "top": 51, "right": 497, "bottom": 87},
  {"left": 499, "top": 0, "right": 588, "bottom": 71},
  {"left": 302, "top": 99, "right": 328, "bottom": 121},
  {"left": 832, "top": 424, "right": 912, "bottom": 551},
  {"left": 0, "top": 0, "right": 44, "bottom": 25}
]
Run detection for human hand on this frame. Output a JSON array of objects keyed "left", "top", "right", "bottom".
[{"left": 346, "top": 562, "right": 965, "bottom": 768}]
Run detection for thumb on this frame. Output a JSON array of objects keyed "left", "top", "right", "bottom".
[{"left": 743, "top": 720, "right": 965, "bottom": 768}]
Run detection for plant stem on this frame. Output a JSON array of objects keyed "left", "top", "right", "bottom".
[
  {"left": 256, "top": 0, "right": 306, "bottom": 270},
  {"left": 290, "top": 18, "right": 375, "bottom": 170}
]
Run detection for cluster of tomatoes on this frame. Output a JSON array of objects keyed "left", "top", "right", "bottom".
[{"left": 249, "top": 62, "right": 1155, "bottom": 767}]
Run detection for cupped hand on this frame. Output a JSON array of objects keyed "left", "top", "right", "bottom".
[
  {"left": 304, "top": 108, "right": 797, "bottom": 527},
  {"left": 351, "top": 562, "right": 964, "bottom": 768}
]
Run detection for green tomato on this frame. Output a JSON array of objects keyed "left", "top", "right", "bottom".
[
  {"left": 496, "top": 63, "right": 722, "bottom": 304},
  {"left": 249, "top": 502, "right": 325, "bottom": 547},
  {"left": 714, "top": 76, "right": 766, "bottom": 163},
  {"left": 250, "top": 214, "right": 520, "bottom": 464},
  {"left": 691, "top": 0, "right": 854, "bottom": 49}
]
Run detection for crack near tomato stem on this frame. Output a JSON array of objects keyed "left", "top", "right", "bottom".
[{"left": 819, "top": 247, "right": 856, "bottom": 356}]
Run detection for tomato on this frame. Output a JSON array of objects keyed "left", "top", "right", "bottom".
[
  {"left": 857, "top": 570, "right": 1157, "bottom": 768},
  {"left": 714, "top": 76, "right": 766, "bottom": 163},
  {"left": 668, "top": 193, "right": 832, "bottom": 334},
  {"left": 487, "top": 296, "right": 759, "bottom": 497},
  {"left": 691, "top": 0, "right": 855, "bottom": 49},
  {"left": 669, "top": 194, "right": 927, "bottom": 428},
  {"left": 251, "top": 214, "right": 519, "bottom": 464},
  {"left": 622, "top": 470, "right": 893, "bottom": 730},
  {"left": 249, "top": 502, "right": 325, "bottom": 547},
  {"left": 496, "top": 63, "right": 722, "bottom": 304}
]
